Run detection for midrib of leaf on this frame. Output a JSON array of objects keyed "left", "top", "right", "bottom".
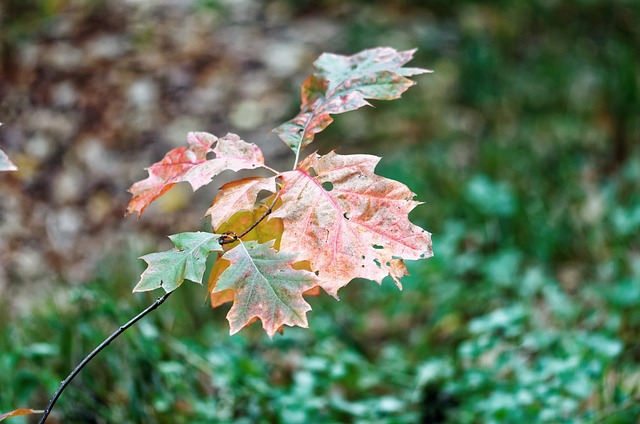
[
  {"left": 291, "top": 171, "right": 363, "bottom": 264},
  {"left": 183, "top": 236, "right": 218, "bottom": 257},
  {"left": 191, "top": 238, "right": 212, "bottom": 253},
  {"left": 238, "top": 242, "right": 304, "bottom": 320},
  {"left": 292, "top": 71, "right": 407, "bottom": 170},
  {"left": 290, "top": 169, "right": 343, "bottom": 246},
  {"left": 324, "top": 73, "right": 406, "bottom": 104},
  {"left": 292, "top": 74, "right": 364, "bottom": 169},
  {"left": 303, "top": 170, "right": 423, "bottom": 253},
  {"left": 291, "top": 107, "right": 329, "bottom": 170}
]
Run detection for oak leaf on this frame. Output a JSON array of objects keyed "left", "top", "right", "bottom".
[
  {"left": 271, "top": 151, "right": 432, "bottom": 297},
  {"left": 134, "top": 232, "right": 222, "bottom": 293},
  {"left": 272, "top": 47, "right": 430, "bottom": 153},
  {"left": 128, "top": 47, "right": 433, "bottom": 338},
  {"left": 209, "top": 240, "right": 319, "bottom": 338},
  {"left": 127, "top": 132, "right": 269, "bottom": 216}
]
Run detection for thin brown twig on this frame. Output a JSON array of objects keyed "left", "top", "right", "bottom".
[
  {"left": 38, "top": 291, "right": 173, "bottom": 423},
  {"left": 218, "top": 183, "right": 282, "bottom": 245}
]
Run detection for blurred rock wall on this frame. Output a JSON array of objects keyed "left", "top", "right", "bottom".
[{"left": 0, "top": 0, "right": 353, "bottom": 304}]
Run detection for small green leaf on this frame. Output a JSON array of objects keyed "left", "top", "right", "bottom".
[
  {"left": 211, "top": 240, "right": 319, "bottom": 337},
  {"left": 134, "top": 232, "right": 223, "bottom": 293}
]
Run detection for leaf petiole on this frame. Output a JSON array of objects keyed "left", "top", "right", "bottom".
[
  {"left": 292, "top": 142, "right": 302, "bottom": 170},
  {"left": 217, "top": 182, "right": 283, "bottom": 246}
]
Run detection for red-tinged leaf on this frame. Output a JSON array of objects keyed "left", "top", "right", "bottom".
[
  {"left": 127, "top": 132, "right": 269, "bottom": 216},
  {"left": 271, "top": 151, "right": 432, "bottom": 298},
  {"left": 272, "top": 47, "right": 431, "bottom": 153},
  {"left": 210, "top": 240, "right": 319, "bottom": 338},
  {"left": 183, "top": 133, "right": 267, "bottom": 187},
  {"left": 0, "top": 409, "right": 44, "bottom": 421},
  {"left": 135, "top": 232, "right": 223, "bottom": 293},
  {"left": 206, "top": 176, "right": 277, "bottom": 231}
]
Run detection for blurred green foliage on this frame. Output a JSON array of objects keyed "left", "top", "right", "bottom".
[{"left": 1, "top": 0, "right": 640, "bottom": 422}]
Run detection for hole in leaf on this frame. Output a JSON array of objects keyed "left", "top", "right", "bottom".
[
  {"left": 361, "top": 255, "right": 366, "bottom": 260},
  {"left": 256, "top": 189, "right": 274, "bottom": 203},
  {"left": 373, "top": 244, "right": 384, "bottom": 250},
  {"left": 308, "top": 167, "right": 318, "bottom": 177},
  {"left": 386, "top": 262, "right": 391, "bottom": 267},
  {"left": 322, "top": 181, "right": 334, "bottom": 191},
  {"left": 373, "top": 259, "right": 382, "bottom": 268},
  {"left": 343, "top": 213, "right": 349, "bottom": 220}
]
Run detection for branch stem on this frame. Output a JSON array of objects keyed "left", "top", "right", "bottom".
[
  {"left": 292, "top": 143, "right": 302, "bottom": 170},
  {"left": 239, "top": 190, "right": 282, "bottom": 239},
  {"left": 38, "top": 291, "right": 173, "bottom": 423},
  {"left": 218, "top": 184, "right": 282, "bottom": 245}
]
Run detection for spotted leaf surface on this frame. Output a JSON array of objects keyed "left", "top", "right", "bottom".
[
  {"left": 206, "top": 176, "right": 277, "bottom": 231},
  {"left": 134, "top": 232, "right": 223, "bottom": 293},
  {"left": 127, "top": 132, "right": 268, "bottom": 216},
  {"left": 210, "top": 240, "right": 319, "bottom": 338},
  {"left": 272, "top": 47, "right": 430, "bottom": 153},
  {"left": 271, "top": 151, "right": 432, "bottom": 297}
]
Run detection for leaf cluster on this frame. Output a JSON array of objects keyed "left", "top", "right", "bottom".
[{"left": 126, "top": 47, "right": 433, "bottom": 337}]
